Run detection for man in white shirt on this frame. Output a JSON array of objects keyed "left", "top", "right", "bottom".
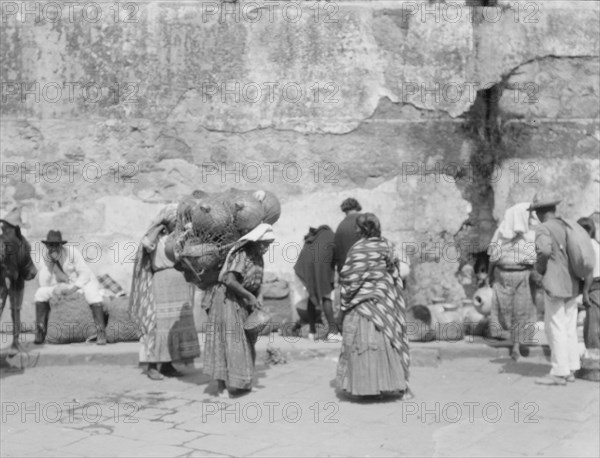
[{"left": 34, "top": 230, "right": 106, "bottom": 345}]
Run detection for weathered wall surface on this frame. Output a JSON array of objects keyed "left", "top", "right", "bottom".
[{"left": 1, "top": 1, "right": 599, "bottom": 322}]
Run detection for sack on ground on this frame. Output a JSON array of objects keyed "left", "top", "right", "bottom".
[
  {"left": 105, "top": 296, "right": 142, "bottom": 343},
  {"left": 262, "top": 279, "right": 289, "bottom": 299},
  {"left": 46, "top": 293, "right": 98, "bottom": 344}
]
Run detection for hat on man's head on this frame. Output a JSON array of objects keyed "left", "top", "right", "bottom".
[
  {"left": 527, "top": 192, "right": 562, "bottom": 211},
  {"left": 0, "top": 207, "right": 24, "bottom": 228},
  {"left": 42, "top": 230, "right": 68, "bottom": 245}
]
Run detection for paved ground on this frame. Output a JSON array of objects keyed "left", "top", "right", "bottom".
[{"left": 1, "top": 333, "right": 599, "bottom": 457}]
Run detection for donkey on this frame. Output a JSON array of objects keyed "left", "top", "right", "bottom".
[{"left": 0, "top": 220, "right": 38, "bottom": 352}]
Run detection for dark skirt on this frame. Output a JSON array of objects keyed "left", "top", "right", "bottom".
[
  {"left": 336, "top": 308, "right": 406, "bottom": 396},
  {"left": 584, "top": 279, "right": 600, "bottom": 350},
  {"left": 203, "top": 284, "right": 256, "bottom": 390}
]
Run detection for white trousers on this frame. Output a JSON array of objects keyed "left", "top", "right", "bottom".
[
  {"left": 544, "top": 293, "right": 580, "bottom": 376},
  {"left": 35, "top": 281, "right": 104, "bottom": 305}
]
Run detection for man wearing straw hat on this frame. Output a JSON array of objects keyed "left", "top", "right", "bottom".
[
  {"left": 529, "top": 193, "right": 581, "bottom": 386},
  {"left": 34, "top": 230, "right": 106, "bottom": 345}
]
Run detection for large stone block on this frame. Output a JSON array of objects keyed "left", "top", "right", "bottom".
[
  {"left": 493, "top": 158, "right": 600, "bottom": 222},
  {"left": 475, "top": 1, "right": 600, "bottom": 83},
  {"left": 499, "top": 57, "right": 599, "bottom": 120}
]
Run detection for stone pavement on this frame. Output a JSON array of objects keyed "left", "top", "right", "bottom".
[{"left": 1, "top": 332, "right": 598, "bottom": 457}]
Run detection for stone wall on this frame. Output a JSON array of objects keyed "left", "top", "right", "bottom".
[{"left": 1, "top": 1, "right": 599, "bottom": 324}]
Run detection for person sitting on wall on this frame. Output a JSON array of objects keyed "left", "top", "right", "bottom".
[{"left": 34, "top": 230, "right": 107, "bottom": 345}]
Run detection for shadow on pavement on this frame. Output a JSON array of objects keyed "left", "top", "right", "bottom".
[
  {"left": 490, "top": 357, "right": 550, "bottom": 377},
  {"left": 0, "top": 366, "right": 26, "bottom": 379}
]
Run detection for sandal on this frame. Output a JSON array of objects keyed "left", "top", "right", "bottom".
[{"left": 535, "top": 375, "right": 567, "bottom": 386}]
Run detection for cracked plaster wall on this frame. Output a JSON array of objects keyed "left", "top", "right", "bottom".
[{"left": 1, "top": 1, "right": 599, "bottom": 317}]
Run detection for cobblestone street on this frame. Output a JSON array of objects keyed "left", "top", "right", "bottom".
[{"left": 1, "top": 337, "right": 598, "bottom": 457}]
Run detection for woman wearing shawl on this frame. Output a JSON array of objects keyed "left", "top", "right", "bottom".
[
  {"left": 293, "top": 225, "right": 341, "bottom": 342},
  {"left": 129, "top": 205, "right": 201, "bottom": 380},
  {"left": 204, "top": 224, "right": 275, "bottom": 398},
  {"left": 336, "top": 213, "right": 412, "bottom": 398},
  {"left": 487, "top": 202, "right": 539, "bottom": 361}
]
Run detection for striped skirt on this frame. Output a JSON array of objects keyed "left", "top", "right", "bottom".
[
  {"left": 490, "top": 268, "right": 537, "bottom": 344},
  {"left": 139, "top": 269, "right": 200, "bottom": 364},
  {"left": 203, "top": 284, "right": 256, "bottom": 390},
  {"left": 336, "top": 308, "right": 406, "bottom": 396}
]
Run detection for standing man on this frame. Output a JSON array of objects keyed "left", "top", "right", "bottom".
[
  {"left": 333, "top": 198, "right": 363, "bottom": 274},
  {"left": 35, "top": 230, "right": 107, "bottom": 345},
  {"left": 332, "top": 198, "right": 363, "bottom": 335},
  {"left": 530, "top": 194, "right": 581, "bottom": 385}
]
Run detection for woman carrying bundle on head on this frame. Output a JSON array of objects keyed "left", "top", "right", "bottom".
[
  {"left": 336, "top": 213, "right": 412, "bottom": 399},
  {"left": 203, "top": 223, "right": 276, "bottom": 398},
  {"left": 129, "top": 204, "right": 201, "bottom": 381}
]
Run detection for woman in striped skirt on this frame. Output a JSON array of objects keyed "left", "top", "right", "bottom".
[
  {"left": 336, "top": 213, "right": 412, "bottom": 399},
  {"left": 203, "top": 224, "right": 275, "bottom": 398}
]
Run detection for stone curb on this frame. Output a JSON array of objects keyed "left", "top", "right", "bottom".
[{"left": 0, "top": 333, "right": 549, "bottom": 370}]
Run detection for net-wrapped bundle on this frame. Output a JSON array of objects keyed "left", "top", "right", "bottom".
[
  {"left": 191, "top": 193, "right": 239, "bottom": 245},
  {"left": 230, "top": 192, "right": 265, "bottom": 235},
  {"left": 181, "top": 188, "right": 281, "bottom": 244},
  {"left": 179, "top": 243, "right": 223, "bottom": 290},
  {"left": 172, "top": 188, "right": 281, "bottom": 290}
]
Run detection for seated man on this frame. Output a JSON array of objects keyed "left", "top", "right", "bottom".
[{"left": 35, "top": 230, "right": 106, "bottom": 345}]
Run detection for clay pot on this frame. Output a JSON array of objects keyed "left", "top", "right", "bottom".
[
  {"left": 253, "top": 190, "right": 281, "bottom": 225},
  {"left": 473, "top": 285, "right": 493, "bottom": 316}
]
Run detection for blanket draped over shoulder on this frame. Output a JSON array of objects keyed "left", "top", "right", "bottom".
[
  {"left": 293, "top": 225, "right": 335, "bottom": 306},
  {"left": 340, "top": 237, "right": 410, "bottom": 381}
]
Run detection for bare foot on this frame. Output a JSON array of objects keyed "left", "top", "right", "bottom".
[
  {"left": 403, "top": 388, "right": 415, "bottom": 400},
  {"left": 10, "top": 341, "right": 26, "bottom": 354}
]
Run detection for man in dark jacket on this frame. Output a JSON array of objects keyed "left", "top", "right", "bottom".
[
  {"left": 530, "top": 193, "right": 581, "bottom": 386},
  {"left": 294, "top": 225, "right": 339, "bottom": 341},
  {"left": 333, "top": 198, "right": 363, "bottom": 273}
]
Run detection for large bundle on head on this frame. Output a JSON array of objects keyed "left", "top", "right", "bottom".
[
  {"left": 170, "top": 188, "right": 281, "bottom": 290},
  {"left": 230, "top": 192, "right": 265, "bottom": 235},
  {"left": 190, "top": 193, "right": 238, "bottom": 245}
]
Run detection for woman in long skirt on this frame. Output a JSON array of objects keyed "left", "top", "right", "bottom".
[
  {"left": 129, "top": 212, "right": 201, "bottom": 381},
  {"left": 336, "top": 213, "right": 412, "bottom": 399},
  {"left": 203, "top": 224, "right": 275, "bottom": 397}
]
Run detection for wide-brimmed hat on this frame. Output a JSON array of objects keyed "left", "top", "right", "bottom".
[
  {"left": 528, "top": 192, "right": 562, "bottom": 211},
  {"left": 41, "top": 230, "right": 68, "bottom": 245},
  {"left": 0, "top": 207, "right": 24, "bottom": 228}
]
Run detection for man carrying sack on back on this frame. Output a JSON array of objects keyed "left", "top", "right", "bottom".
[{"left": 530, "top": 193, "right": 594, "bottom": 386}]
